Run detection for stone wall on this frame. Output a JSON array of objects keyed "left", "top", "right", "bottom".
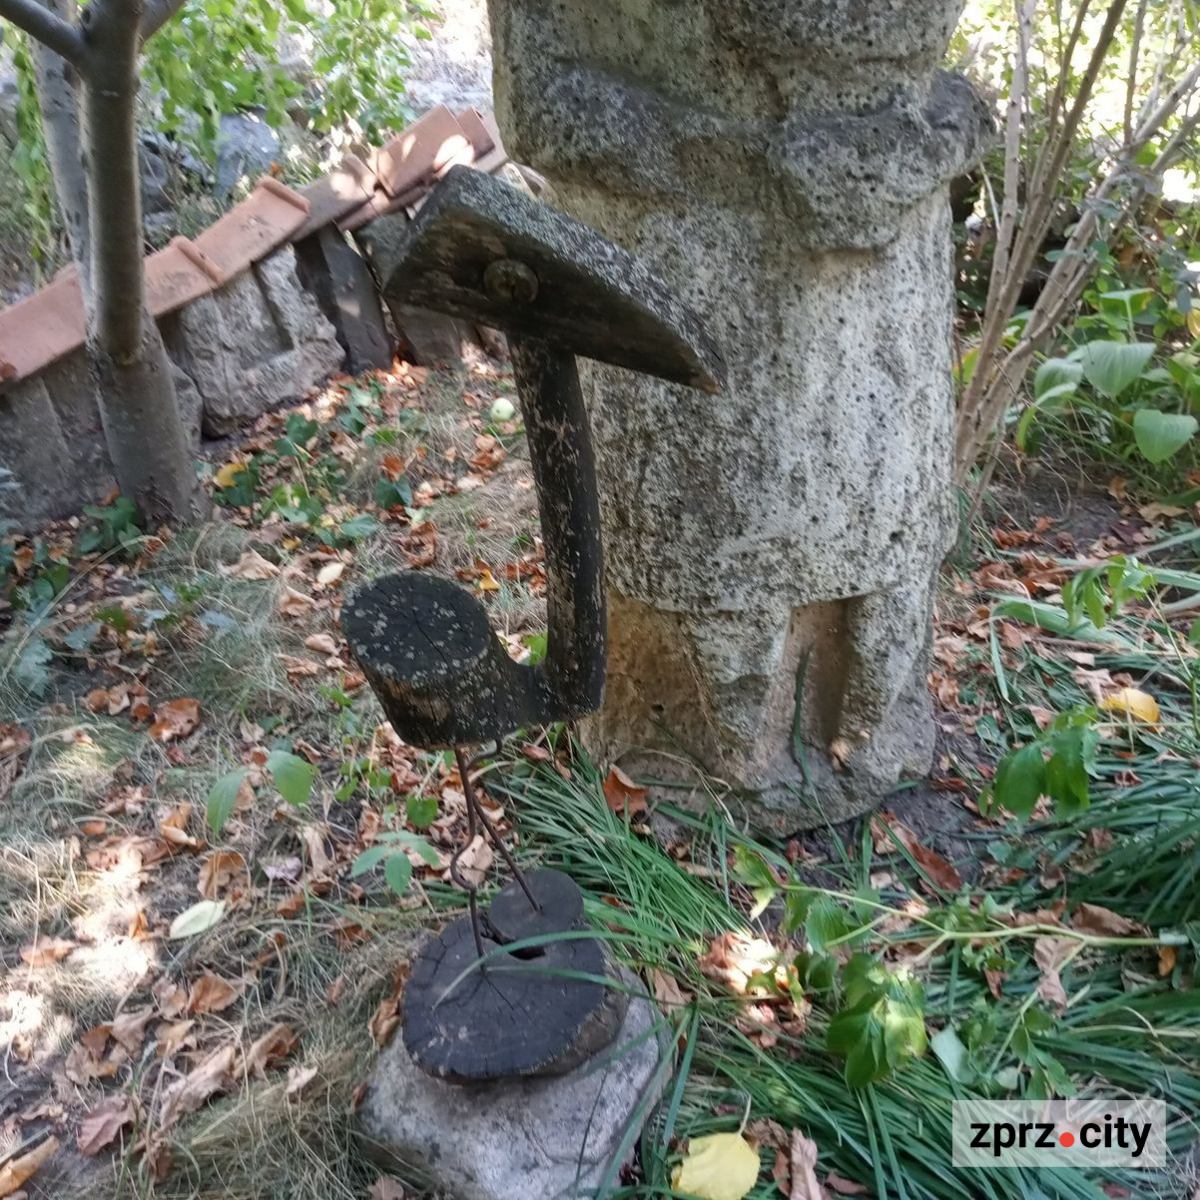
[{"left": 0, "top": 246, "right": 340, "bottom": 527}]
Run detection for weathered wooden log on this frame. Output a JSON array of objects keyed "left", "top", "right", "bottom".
[
  {"left": 485, "top": 868, "right": 584, "bottom": 947},
  {"left": 346, "top": 168, "right": 721, "bottom": 746},
  {"left": 401, "top": 917, "right": 627, "bottom": 1082},
  {"left": 342, "top": 570, "right": 546, "bottom": 748}
]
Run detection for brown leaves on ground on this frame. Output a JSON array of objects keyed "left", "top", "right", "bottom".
[
  {"left": 369, "top": 965, "right": 409, "bottom": 1048},
  {"left": 650, "top": 968, "right": 692, "bottom": 1014},
  {"left": 369, "top": 1178, "right": 408, "bottom": 1200},
  {"left": 20, "top": 934, "right": 77, "bottom": 966},
  {"left": 197, "top": 850, "right": 249, "bottom": 900},
  {"left": 870, "top": 811, "right": 962, "bottom": 893},
  {"left": 0, "top": 1135, "right": 59, "bottom": 1197},
  {"left": 158, "top": 1045, "right": 237, "bottom": 1130},
  {"left": 748, "top": 1122, "right": 860, "bottom": 1200},
  {"left": 1033, "top": 937, "right": 1075, "bottom": 1009},
  {"left": 450, "top": 834, "right": 493, "bottom": 888},
  {"left": 77, "top": 1094, "right": 135, "bottom": 1155},
  {"left": 149, "top": 698, "right": 201, "bottom": 743},
  {"left": 602, "top": 765, "right": 648, "bottom": 818},
  {"left": 159, "top": 803, "right": 203, "bottom": 852},
  {"left": 278, "top": 586, "right": 317, "bottom": 617},
  {"left": 219, "top": 549, "right": 279, "bottom": 580},
  {"left": 187, "top": 973, "right": 242, "bottom": 1015},
  {"left": 245, "top": 1023, "right": 299, "bottom": 1077},
  {"left": 1070, "top": 902, "right": 1148, "bottom": 938},
  {"left": 0, "top": 723, "right": 31, "bottom": 803}
]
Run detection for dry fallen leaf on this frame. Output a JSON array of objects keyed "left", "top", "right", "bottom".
[
  {"left": 197, "top": 851, "right": 248, "bottom": 900},
  {"left": 870, "top": 812, "right": 962, "bottom": 893},
  {"left": 286, "top": 1064, "right": 319, "bottom": 1097},
  {"left": 451, "top": 834, "right": 493, "bottom": 888},
  {"left": 77, "top": 1094, "right": 134, "bottom": 1156},
  {"left": 244, "top": 1023, "right": 299, "bottom": 1076},
  {"left": 159, "top": 803, "right": 203, "bottom": 851},
  {"left": 304, "top": 633, "right": 339, "bottom": 655},
  {"left": 1033, "top": 937, "right": 1072, "bottom": 1009},
  {"left": 370, "top": 995, "right": 402, "bottom": 1047},
  {"left": 824, "top": 1169, "right": 868, "bottom": 1196},
  {"left": 187, "top": 973, "right": 241, "bottom": 1015},
  {"left": 602, "top": 765, "right": 648, "bottom": 817},
  {"left": 220, "top": 549, "right": 279, "bottom": 580},
  {"left": 110, "top": 1006, "right": 155, "bottom": 1053},
  {"left": 152, "top": 977, "right": 188, "bottom": 1018},
  {"left": 214, "top": 460, "right": 248, "bottom": 489},
  {"left": 671, "top": 1133, "right": 760, "bottom": 1200},
  {"left": 1159, "top": 945, "right": 1178, "bottom": 977},
  {"left": 158, "top": 1045, "right": 236, "bottom": 1130},
  {"left": 0, "top": 1135, "right": 59, "bottom": 1196},
  {"left": 317, "top": 560, "right": 345, "bottom": 586},
  {"left": 650, "top": 968, "right": 692, "bottom": 1013},
  {"left": 156, "top": 1019, "right": 196, "bottom": 1057},
  {"left": 1071, "top": 902, "right": 1148, "bottom": 938},
  {"left": 278, "top": 587, "right": 317, "bottom": 617},
  {"left": 368, "top": 1178, "right": 408, "bottom": 1200},
  {"left": 1099, "top": 687, "right": 1160, "bottom": 724},
  {"left": 788, "top": 1129, "right": 826, "bottom": 1200},
  {"left": 20, "top": 935, "right": 77, "bottom": 966},
  {"left": 149, "top": 698, "right": 201, "bottom": 743}
]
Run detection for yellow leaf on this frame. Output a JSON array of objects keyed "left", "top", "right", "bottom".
[
  {"left": 214, "top": 461, "right": 248, "bottom": 489},
  {"left": 1099, "top": 687, "right": 1160, "bottom": 724},
  {"left": 1189, "top": 308, "right": 1200, "bottom": 340},
  {"left": 477, "top": 569, "right": 501, "bottom": 592},
  {"left": 671, "top": 1133, "right": 760, "bottom": 1200}
]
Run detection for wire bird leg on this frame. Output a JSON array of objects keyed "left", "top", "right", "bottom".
[{"left": 450, "top": 742, "right": 541, "bottom": 962}]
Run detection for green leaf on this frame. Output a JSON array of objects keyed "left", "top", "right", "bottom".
[
  {"left": 11, "top": 637, "right": 52, "bottom": 696},
  {"left": 339, "top": 513, "right": 380, "bottom": 541},
  {"left": 806, "top": 895, "right": 853, "bottom": 954},
  {"left": 931, "top": 1026, "right": 973, "bottom": 1083},
  {"left": 406, "top": 795, "right": 438, "bottom": 830},
  {"left": 1079, "top": 340, "right": 1156, "bottom": 398},
  {"left": 169, "top": 899, "right": 227, "bottom": 939},
  {"left": 988, "top": 742, "right": 1046, "bottom": 821},
  {"left": 1034, "top": 357, "right": 1083, "bottom": 399},
  {"left": 206, "top": 767, "right": 249, "bottom": 833},
  {"left": 385, "top": 852, "right": 413, "bottom": 894},
  {"left": 266, "top": 750, "right": 316, "bottom": 806},
  {"left": 1132, "top": 409, "right": 1199, "bottom": 464},
  {"left": 351, "top": 845, "right": 391, "bottom": 876},
  {"left": 375, "top": 830, "right": 442, "bottom": 866}
]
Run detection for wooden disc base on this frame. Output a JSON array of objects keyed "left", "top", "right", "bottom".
[{"left": 402, "top": 874, "right": 627, "bottom": 1083}]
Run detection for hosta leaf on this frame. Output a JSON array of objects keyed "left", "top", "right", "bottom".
[
  {"left": 1132, "top": 409, "right": 1198, "bottom": 464},
  {"left": 1079, "top": 340, "right": 1155, "bottom": 398}
]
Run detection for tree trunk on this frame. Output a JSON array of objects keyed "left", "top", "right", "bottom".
[
  {"left": 31, "top": 0, "right": 89, "bottom": 271},
  {"left": 488, "top": 0, "right": 991, "bottom": 832},
  {"left": 77, "top": 0, "right": 205, "bottom": 523}
]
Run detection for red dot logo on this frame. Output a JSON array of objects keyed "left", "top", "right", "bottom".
[{"left": 1059, "top": 1132, "right": 1075, "bottom": 1148}]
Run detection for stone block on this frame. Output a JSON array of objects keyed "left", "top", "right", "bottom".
[
  {"left": 357, "top": 970, "right": 666, "bottom": 1200},
  {"left": 293, "top": 226, "right": 394, "bottom": 374},
  {"left": 164, "top": 246, "right": 342, "bottom": 436}
]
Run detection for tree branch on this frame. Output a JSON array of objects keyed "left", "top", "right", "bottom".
[
  {"left": 0, "top": 0, "right": 87, "bottom": 68},
  {"left": 138, "top": 0, "right": 185, "bottom": 42}
]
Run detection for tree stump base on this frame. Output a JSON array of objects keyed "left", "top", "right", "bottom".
[
  {"left": 402, "top": 871, "right": 627, "bottom": 1082},
  {"left": 342, "top": 571, "right": 543, "bottom": 748}
]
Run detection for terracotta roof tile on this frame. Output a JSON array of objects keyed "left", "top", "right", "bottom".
[
  {"left": 455, "top": 107, "right": 496, "bottom": 157},
  {"left": 374, "top": 105, "right": 473, "bottom": 199},
  {"left": 194, "top": 177, "right": 310, "bottom": 279},
  {"left": 146, "top": 237, "right": 225, "bottom": 316},
  {"left": 0, "top": 271, "right": 85, "bottom": 388},
  {"left": 293, "top": 155, "right": 377, "bottom": 241}
]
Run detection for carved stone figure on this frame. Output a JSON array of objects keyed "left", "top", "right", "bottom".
[{"left": 489, "top": 0, "right": 991, "bottom": 830}]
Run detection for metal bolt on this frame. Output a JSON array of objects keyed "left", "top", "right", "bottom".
[{"left": 484, "top": 258, "right": 539, "bottom": 304}]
